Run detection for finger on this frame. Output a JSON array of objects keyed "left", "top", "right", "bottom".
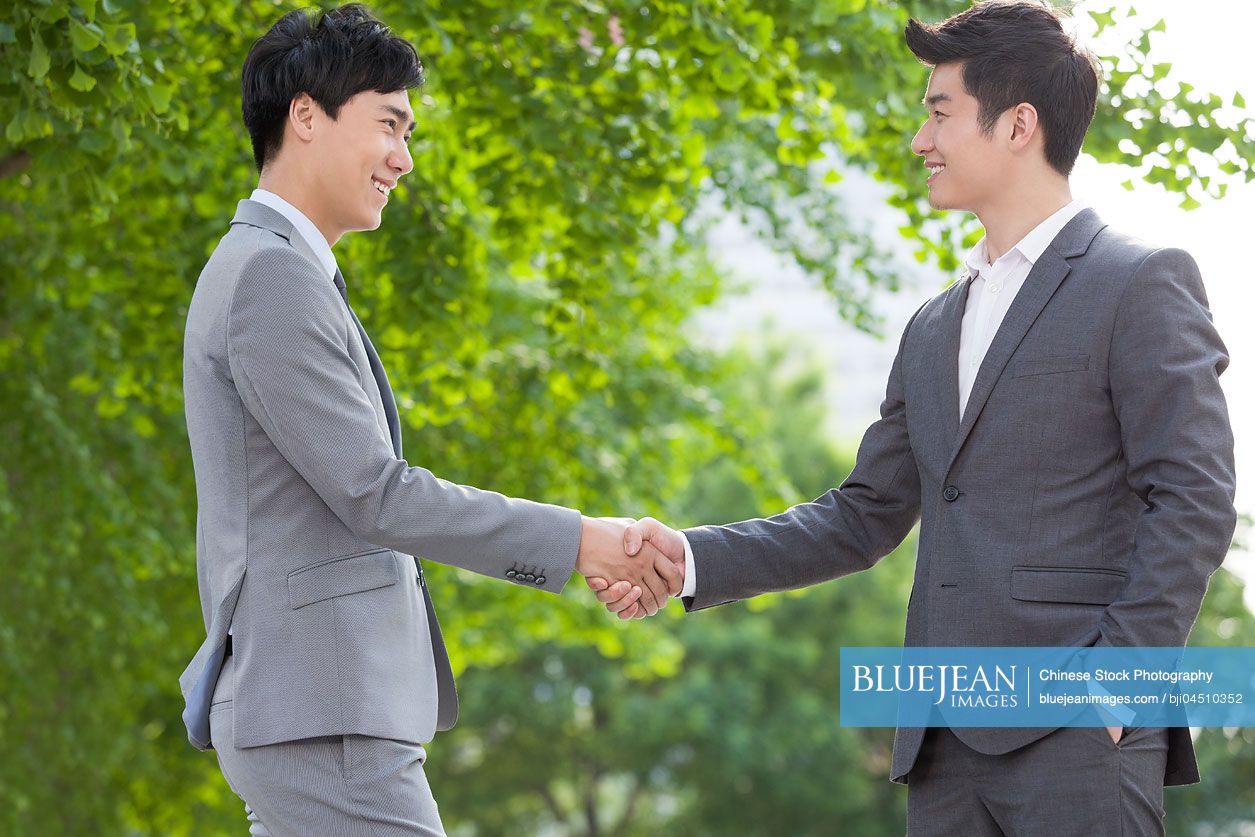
[
  {"left": 585, "top": 576, "right": 610, "bottom": 591},
  {"left": 651, "top": 547, "right": 684, "bottom": 596},
  {"left": 617, "top": 601, "right": 641, "bottom": 620},
  {"left": 623, "top": 517, "right": 655, "bottom": 556},
  {"left": 639, "top": 566, "right": 668, "bottom": 615},
  {"left": 605, "top": 585, "right": 642, "bottom": 615},
  {"left": 636, "top": 580, "right": 662, "bottom": 617},
  {"left": 596, "top": 580, "right": 633, "bottom": 604}
]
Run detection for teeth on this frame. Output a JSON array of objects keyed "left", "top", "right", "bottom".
[
  {"left": 927, "top": 164, "right": 945, "bottom": 176},
  {"left": 372, "top": 179, "right": 391, "bottom": 195}
]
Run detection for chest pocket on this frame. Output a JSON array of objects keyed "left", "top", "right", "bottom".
[{"left": 1009, "top": 353, "right": 1090, "bottom": 378}]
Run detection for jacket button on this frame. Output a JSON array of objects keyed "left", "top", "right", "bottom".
[
  {"left": 524, "top": 573, "right": 536, "bottom": 583},
  {"left": 506, "top": 569, "right": 517, "bottom": 578},
  {"left": 943, "top": 486, "right": 960, "bottom": 502},
  {"left": 536, "top": 576, "right": 546, "bottom": 585}
]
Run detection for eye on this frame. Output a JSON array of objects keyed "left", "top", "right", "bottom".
[
  {"left": 933, "top": 110, "right": 946, "bottom": 119},
  {"left": 383, "top": 119, "right": 397, "bottom": 129}
]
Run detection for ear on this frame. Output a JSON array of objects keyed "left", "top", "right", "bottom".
[
  {"left": 1007, "top": 102, "right": 1040, "bottom": 150},
  {"left": 288, "top": 93, "right": 318, "bottom": 144}
]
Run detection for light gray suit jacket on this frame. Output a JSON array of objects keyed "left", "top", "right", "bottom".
[
  {"left": 681, "top": 209, "right": 1236, "bottom": 787},
  {"left": 180, "top": 199, "right": 582, "bottom": 751}
]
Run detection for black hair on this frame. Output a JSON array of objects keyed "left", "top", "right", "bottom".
[
  {"left": 241, "top": 3, "right": 424, "bottom": 172},
  {"left": 905, "top": 0, "right": 1099, "bottom": 176}
]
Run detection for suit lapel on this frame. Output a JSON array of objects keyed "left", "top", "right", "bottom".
[
  {"left": 935, "top": 272, "right": 970, "bottom": 446},
  {"left": 346, "top": 303, "right": 404, "bottom": 460},
  {"left": 944, "top": 208, "right": 1107, "bottom": 473}
]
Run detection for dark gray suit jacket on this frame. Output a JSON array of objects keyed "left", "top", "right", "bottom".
[{"left": 682, "top": 209, "right": 1236, "bottom": 786}]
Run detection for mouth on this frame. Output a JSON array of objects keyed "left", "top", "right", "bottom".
[
  {"left": 371, "top": 176, "right": 394, "bottom": 201},
  {"left": 926, "top": 163, "right": 945, "bottom": 186}
]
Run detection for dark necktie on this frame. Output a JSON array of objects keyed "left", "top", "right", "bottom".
[{"left": 331, "top": 268, "right": 459, "bottom": 730}]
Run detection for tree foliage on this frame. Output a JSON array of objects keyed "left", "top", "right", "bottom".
[{"left": 1, "top": 0, "right": 1250, "bottom": 832}]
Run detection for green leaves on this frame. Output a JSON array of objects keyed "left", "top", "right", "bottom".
[
  {"left": 101, "top": 20, "right": 134, "bottom": 56},
  {"left": 27, "top": 30, "right": 51, "bottom": 79},
  {"left": 1089, "top": 7, "right": 1117, "bottom": 33},
  {"left": 147, "top": 80, "right": 173, "bottom": 113},
  {"left": 68, "top": 64, "right": 95, "bottom": 91},
  {"left": 69, "top": 18, "right": 102, "bottom": 53}
]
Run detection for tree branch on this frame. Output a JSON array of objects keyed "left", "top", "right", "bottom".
[
  {"left": 537, "top": 784, "right": 566, "bottom": 827},
  {"left": 0, "top": 151, "right": 31, "bottom": 179},
  {"left": 611, "top": 778, "right": 645, "bottom": 837}
]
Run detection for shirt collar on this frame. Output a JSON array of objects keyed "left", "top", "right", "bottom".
[
  {"left": 249, "top": 188, "right": 339, "bottom": 281},
  {"left": 963, "top": 198, "right": 1088, "bottom": 278}
]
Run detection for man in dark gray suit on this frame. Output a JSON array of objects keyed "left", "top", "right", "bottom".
[
  {"left": 181, "top": 5, "right": 679, "bottom": 834},
  {"left": 590, "top": 2, "right": 1236, "bottom": 833}
]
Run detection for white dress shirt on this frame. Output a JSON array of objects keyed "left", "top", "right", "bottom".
[
  {"left": 957, "top": 199, "right": 1087, "bottom": 420},
  {"left": 676, "top": 199, "right": 1089, "bottom": 602}
]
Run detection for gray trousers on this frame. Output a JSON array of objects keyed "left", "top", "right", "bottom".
[
  {"left": 208, "top": 654, "right": 445, "bottom": 836},
  {"left": 906, "top": 724, "right": 1169, "bottom": 836}
]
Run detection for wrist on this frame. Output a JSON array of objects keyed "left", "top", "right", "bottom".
[{"left": 575, "top": 516, "right": 601, "bottom": 571}]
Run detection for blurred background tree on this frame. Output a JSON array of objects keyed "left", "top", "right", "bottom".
[{"left": 1, "top": 0, "right": 1251, "bottom": 833}]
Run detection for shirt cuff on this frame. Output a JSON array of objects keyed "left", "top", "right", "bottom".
[{"left": 678, "top": 532, "right": 696, "bottom": 598}]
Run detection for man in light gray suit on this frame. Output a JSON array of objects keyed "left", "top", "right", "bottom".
[
  {"left": 180, "top": 5, "right": 680, "bottom": 834},
  {"left": 591, "top": 2, "right": 1236, "bottom": 834}
]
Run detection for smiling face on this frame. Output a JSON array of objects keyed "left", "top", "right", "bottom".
[
  {"left": 305, "top": 89, "right": 415, "bottom": 239},
  {"left": 910, "top": 62, "right": 1014, "bottom": 214}
]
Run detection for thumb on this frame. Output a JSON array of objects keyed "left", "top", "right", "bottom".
[
  {"left": 585, "top": 576, "right": 609, "bottom": 591},
  {"left": 623, "top": 519, "right": 648, "bottom": 556}
]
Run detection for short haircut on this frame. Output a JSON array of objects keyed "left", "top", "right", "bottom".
[
  {"left": 241, "top": 3, "right": 424, "bottom": 172},
  {"left": 904, "top": 0, "right": 1099, "bottom": 176}
]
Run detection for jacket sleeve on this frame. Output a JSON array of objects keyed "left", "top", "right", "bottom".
[
  {"left": 225, "top": 246, "right": 581, "bottom": 590},
  {"left": 681, "top": 302, "right": 927, "bottom": 611},
  {"left": 1095, "top": 247, "right": 1236, "bottom": 648}
]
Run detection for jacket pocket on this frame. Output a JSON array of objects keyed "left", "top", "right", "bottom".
[
  {"left": 1010, "top": 565, "right": 1126, "bottom": 606},
  {"left": 1009, "top": 353, "right": 1090, "bottom": 378},
  {"left": 287, "top": 548, "right": 399, "bottom": 609}
]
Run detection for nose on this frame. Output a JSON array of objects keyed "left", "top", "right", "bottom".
[
  {"left": 389, "top": 140, "right": 413, "bottom": 177},
  {"left": 911, "top": 120, "right": 932, "bottom": 158}
]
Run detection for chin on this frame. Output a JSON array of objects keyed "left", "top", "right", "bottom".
[{"left": 927, "top": 191, "right": 966, "bottom": 213}]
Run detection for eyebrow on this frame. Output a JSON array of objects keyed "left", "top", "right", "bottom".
[
  {"left": 923, "top": 93, "right": 952, "bottom": 108},
  {"left": 380, "top": 105, "right": 416, "bottom": 133}
]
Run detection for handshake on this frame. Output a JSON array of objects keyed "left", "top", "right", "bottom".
[{"left": 574, "top": 516, "right": 687, "bottom": 620}]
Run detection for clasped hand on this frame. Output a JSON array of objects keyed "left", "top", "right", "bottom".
[{"left": 576, "top": 517, "right": 686, "bottom": 620}]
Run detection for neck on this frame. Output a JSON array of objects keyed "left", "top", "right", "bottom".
[
  {"left": 973, "top": 175, "right": 1072, "bottom": 264},
  {"left": 257, "top": 162, "right": 342, "bottom": 247}
]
